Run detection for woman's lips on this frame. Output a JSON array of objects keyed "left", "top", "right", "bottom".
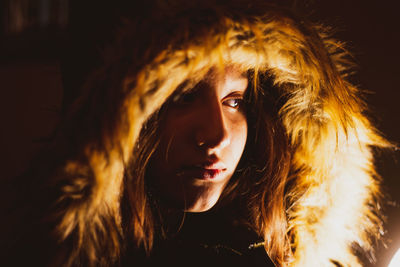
[{"left": 178, "top": 165, "right": 226, "bottom": 180}]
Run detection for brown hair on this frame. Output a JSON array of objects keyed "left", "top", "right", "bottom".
[{"left": 122, "top": 69, "right": 292, "bottom": 265}]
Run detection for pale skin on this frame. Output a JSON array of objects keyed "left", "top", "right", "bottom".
[{"left": 149, "top": 66, "right": 248, "bottom": 212}]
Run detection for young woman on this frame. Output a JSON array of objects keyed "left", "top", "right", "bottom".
[{"left": 3, "top": 1, "right": 390, "bottom": 266}]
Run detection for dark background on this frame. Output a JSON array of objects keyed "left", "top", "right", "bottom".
[{"left": 1, "top": 1, "right": 399, "bottom": 266}]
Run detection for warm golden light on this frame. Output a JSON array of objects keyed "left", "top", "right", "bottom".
[{"left": 388, "top": 248, "right": 400, "bottom": 267}]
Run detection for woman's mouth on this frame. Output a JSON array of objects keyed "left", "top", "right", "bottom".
[{"left": 178, "top": 165, "right": 226, "bottom": 180}]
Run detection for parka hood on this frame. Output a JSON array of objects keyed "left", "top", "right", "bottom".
[{"left": 54, "top": 1, "right": 389, "bottom": 266}]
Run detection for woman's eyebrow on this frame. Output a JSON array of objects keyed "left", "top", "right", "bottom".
[{"left": 223, "top": 77, "right": 248, "bottom": 93}]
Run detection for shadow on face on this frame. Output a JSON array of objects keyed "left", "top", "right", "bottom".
[{"left": 147, "top": 66, "right": 249, "bottom": 212}]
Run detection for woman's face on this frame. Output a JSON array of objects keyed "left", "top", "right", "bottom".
[{"left": 149, "top": 67, "right": 248, "bottom": 212}]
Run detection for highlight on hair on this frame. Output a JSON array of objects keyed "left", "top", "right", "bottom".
[
  {"left": 122, "top": 68, "right": 293, "bottom": 266},
  {"left": 4, "top": 1, "right": 391, "bottom": 267}
]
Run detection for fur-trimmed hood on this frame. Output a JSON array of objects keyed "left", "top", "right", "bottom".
[
  {"left": 102, "top": 2, "right": 386, "bottom": 265},
  {"left": 6, "top": 1, "right": 389, "bottom": 267}
]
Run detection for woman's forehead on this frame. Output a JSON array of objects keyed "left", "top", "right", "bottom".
[
  {"left": 201, "top": 65, "right": 248, "bottom": 84},
  {"left": 188, "top": 66, "right": 249, "bottom": 97}
]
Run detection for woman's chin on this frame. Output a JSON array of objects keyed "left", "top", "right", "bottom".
[
  {"left": 155, "top": 180, "right": 227, "bottom": 212},
  {"left": 183, "top": 200, "right": 215, "bottom": 213},
  {"left": 182, "top": 190, "right": 221, "bottom": 212}
]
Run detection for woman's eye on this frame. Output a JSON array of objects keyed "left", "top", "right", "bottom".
[{"left": 224, "top": 98, "right": 243, "bottom": 108}]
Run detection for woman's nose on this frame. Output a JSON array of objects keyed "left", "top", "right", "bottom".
[{"left": 195, "top": 99, "right": 230, "bottom": 151}]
